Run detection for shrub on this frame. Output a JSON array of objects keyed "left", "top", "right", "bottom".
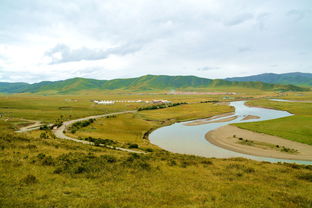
[
  {"left": 297, "top": 173, "right": 312, "bottom": 182},
  {"left": 20, "top": 175, "right": 38, "bottom": 185},
  {"left": 226, "top": 164, "right": 255, "bottom": 173},
  {"left": 100, "top": 155, "right": 117, "bottom": 163},
  {"left": 40, "top": 132, "right": 49, "bottom": 139},
  {"left": 138, "top": 102, "right": 187, "bottom": 111},
  {"left": 37, "top": 153, "right": 46, "bottom": 160},
  {"left": 122, "top": 153, "right": 152, "bottom": 171},
  {"left": 69, "top": 119, "right": 96, "bottom": 133},
  {"left": 84, "top": 137, "right": 117, "bottom": 146},
  {"left": 201, "top": 160, "right": 213, "bottom": 165},
  {"left": 144, "top": 148, "right": 154, "bottom": 152},
  {"left": 167, "top": 160, "right": 177, "bottom": 166},
  {"left": 128, "top": 143, "right": 139, "bottom": 149}
]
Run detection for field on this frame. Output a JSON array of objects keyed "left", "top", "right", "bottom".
[
  {"left": 66, "top": 103, "right": 233, "bottom": 149},
  {"left": 1, "top": 128, "right": 312, "bottom": 208},
  {"left": 0, "top": 92, "right": 312, "bottom": 207},
  {"left": 234, "top": 100, "right": 312, "bottom": 145},
  {"left": 0, "top": 90, "right": 261, "bottom": 123}
]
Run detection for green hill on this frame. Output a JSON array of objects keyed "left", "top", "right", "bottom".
[
  {"left": 226, "top": 72, "right": 312, "bottom": 87},
  {"left": 0, "top": 75, "right": 308, "bottom": 94}
]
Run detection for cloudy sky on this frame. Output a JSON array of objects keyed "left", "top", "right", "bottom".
[{"left": 0, "top": 0, "right": 311, "bottom": 83}]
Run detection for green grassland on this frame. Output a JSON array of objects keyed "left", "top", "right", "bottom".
[
  {"left": 0, "top": 91, "right": 266, "bottom": 123},
  {"left": 66, "top": 103, "right": 234, "bottom": 149},
  {"left": 138, "top": 103, "right": 233, "bottom": 121},
  {"left": 0, "top": 75, "right": 307, "bottom": 94},
  {"left": 1, "top": 93, "right": 312, "bottom": 207},
  {"left": 234, "top": 100, "right": 312, "bottom": 145},
  {"left": 1, "top": 125, "right": 312, "bottom": 208},
  {"left": 274, "top": 91, "right": 312, "bottom": 101}
]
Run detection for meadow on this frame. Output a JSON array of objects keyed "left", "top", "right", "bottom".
[
  {"left": 235, "top": 100, "right": 312, "bottom": 145},
  {"left": 1, "top": 126, "right": 312, "bottom": 208},
  {"left": 0, "top": 90, "right": 260, "bottom": 123},
  {"left": 66, "top": 102, "right": 234, "bottom": 149},
  {"left": 0, "top": 92, "right": 312, "bottom": 207}
]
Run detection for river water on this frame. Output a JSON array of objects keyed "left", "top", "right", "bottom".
[{"left": 149, "top": 101, "right": 312, "bottom": 165}]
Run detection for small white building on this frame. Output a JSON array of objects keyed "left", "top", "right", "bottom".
[{"left": 94, "top": 100, "right": 115, "bottom": 105}]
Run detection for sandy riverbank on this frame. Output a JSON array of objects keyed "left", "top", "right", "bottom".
[
  {"left": 183, "top": 112, "right": 234, "bottom": 126},
  {"left": 205, "top": 125, "right": 312, "bottom": 161},
  {"left": 242, "top": 115, "right": 260, "bottom": 120}
]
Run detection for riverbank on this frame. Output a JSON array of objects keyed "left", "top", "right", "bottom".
[
  {"left": 205, "top": 125, "right": 312, "bottom": 161},
  {"left": 183, "top": 112, "right": 234, "bottom": 126}
]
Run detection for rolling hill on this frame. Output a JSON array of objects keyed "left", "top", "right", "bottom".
[
  {"left": 226, "top": 72, "right": 312, "bottom": 87},
  {"left": 0, "top": 75, "right": 308, "bottom": 94}
]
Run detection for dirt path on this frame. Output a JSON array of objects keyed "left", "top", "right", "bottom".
[
  {"left": 206, "top": 125, "right": 312, "bottom": 161},
  {"left": 15, "top": 119, "right": 42, "bottom": 133},
  {"left": 52, "top": 110, "right": 146, "bottom": 154}
]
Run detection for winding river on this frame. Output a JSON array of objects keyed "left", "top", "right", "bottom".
[{"left": 149, "top": 101, "right": 312, "bottom": 165}]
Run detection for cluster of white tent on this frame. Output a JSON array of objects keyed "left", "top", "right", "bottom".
[{"left": 93, "top": 99, "right": 171, "bottom": 105}]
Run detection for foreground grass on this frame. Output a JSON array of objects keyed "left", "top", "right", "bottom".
[
  {"left": 1, "top": 129, "right": 312, "bottom": 208},
  {"left": 234, "top": 100, "right": 312, "bottom": 145}
]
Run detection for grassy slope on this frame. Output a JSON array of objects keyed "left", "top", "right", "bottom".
[
  {"left": 226, "top": 72, "right": 312, "bottom": 87},
  {"left": 234, "top": 100, "right": 312, "bottom": 145},
  {"left": 1, "top": 125, "right": 312, "bottom": 208},
  {"left": 0, "top": 75, "right": 308, "bottom": 94}
]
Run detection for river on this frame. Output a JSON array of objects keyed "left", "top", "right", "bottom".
[{"left": 149, "top": 101, "right": 312, "bottom": 165}]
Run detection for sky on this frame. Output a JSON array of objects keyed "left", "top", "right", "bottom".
[{"left": 0, "top": 0, "right": 311, "bottom": 83}]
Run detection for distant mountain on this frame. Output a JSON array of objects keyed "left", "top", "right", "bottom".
[
  {"left": 0, "top": 82, "right": 29, "bottom": 93},
  {"left": 0, "top": 74, "right": 308, "bottom": 94},
  {"left": 226, "top": 72, "right": 312, "bottom": 87}
]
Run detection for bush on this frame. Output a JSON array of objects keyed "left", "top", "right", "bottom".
[
  {"left": 168, "top": 160, "right": 177, "bottom": 166},
  {"left": 297, "top": 173, "right": 312, "bottom": 182},
  {"left": 201, "top": 160, "right": 213, "bottom": 165},
  {"left": 100, "top": 155, "right": 117, "bottom": 163},
  {"left": 40, "top": 132, "right": 49, "bottom": 139},
  {"left": 52, "top": 152, "right": 118, "bottom": 175},
  {"left": 39, "top": 125, "right": 50, "bottom": 130},
  {"left": 20, "top": 175, "right": 38, "bottom": 185},
  {"left": 226, "top": 164, "right": 255, "bottom": 173},
  {"left": 123, "top": 153, "right": 152, "bottom": 171},
  {"left": 138, "top": 102, "right": 187, "bottom": 111},
  {"left": 128, "top": 143, "right": 139, "bottom": 149},
  {"left": 69, "top": 119, "right": 96, "bottom": 133},
  {"left": 36, "top": 153, "right": 55, "bottom": 166},
  {"left": 144, "top": 148, "right": 154, "bottom": 152},
  {"left": 84, "top": 137, "right": 117, "bottom": 146}
]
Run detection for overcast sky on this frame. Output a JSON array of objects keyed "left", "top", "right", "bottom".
[{"left": 0, "top": 0, "right": 311, "bottom": 83}]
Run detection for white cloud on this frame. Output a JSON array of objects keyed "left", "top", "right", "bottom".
[{"left": 0, "top": 0, "right": 311, "bottom": 83}]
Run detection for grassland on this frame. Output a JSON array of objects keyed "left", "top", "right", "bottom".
[
  {"left": 274, "top": 91, "right": 312, "bottom": 101},
  {"left": 234, "top": 100, "right": 312, "bottom": 145},
  {"left": 0, "top": 90, "right": 265, "bottom": 123},
  {"left": 1, "top": 93, "right": 312, "bottom": 207},
  {"left": 1, "top": 126, "right": 312, "bottom": 208},
  {"left": 66, "top": 103, "right": 234, "bottom": 149}
]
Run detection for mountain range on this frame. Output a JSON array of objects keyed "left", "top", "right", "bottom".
[
  {"left": 226, "top": 72, "right": 312, "bottom": 87},
  {"left": 0, "top": 73, "right": 310, "bottom": 94}
]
